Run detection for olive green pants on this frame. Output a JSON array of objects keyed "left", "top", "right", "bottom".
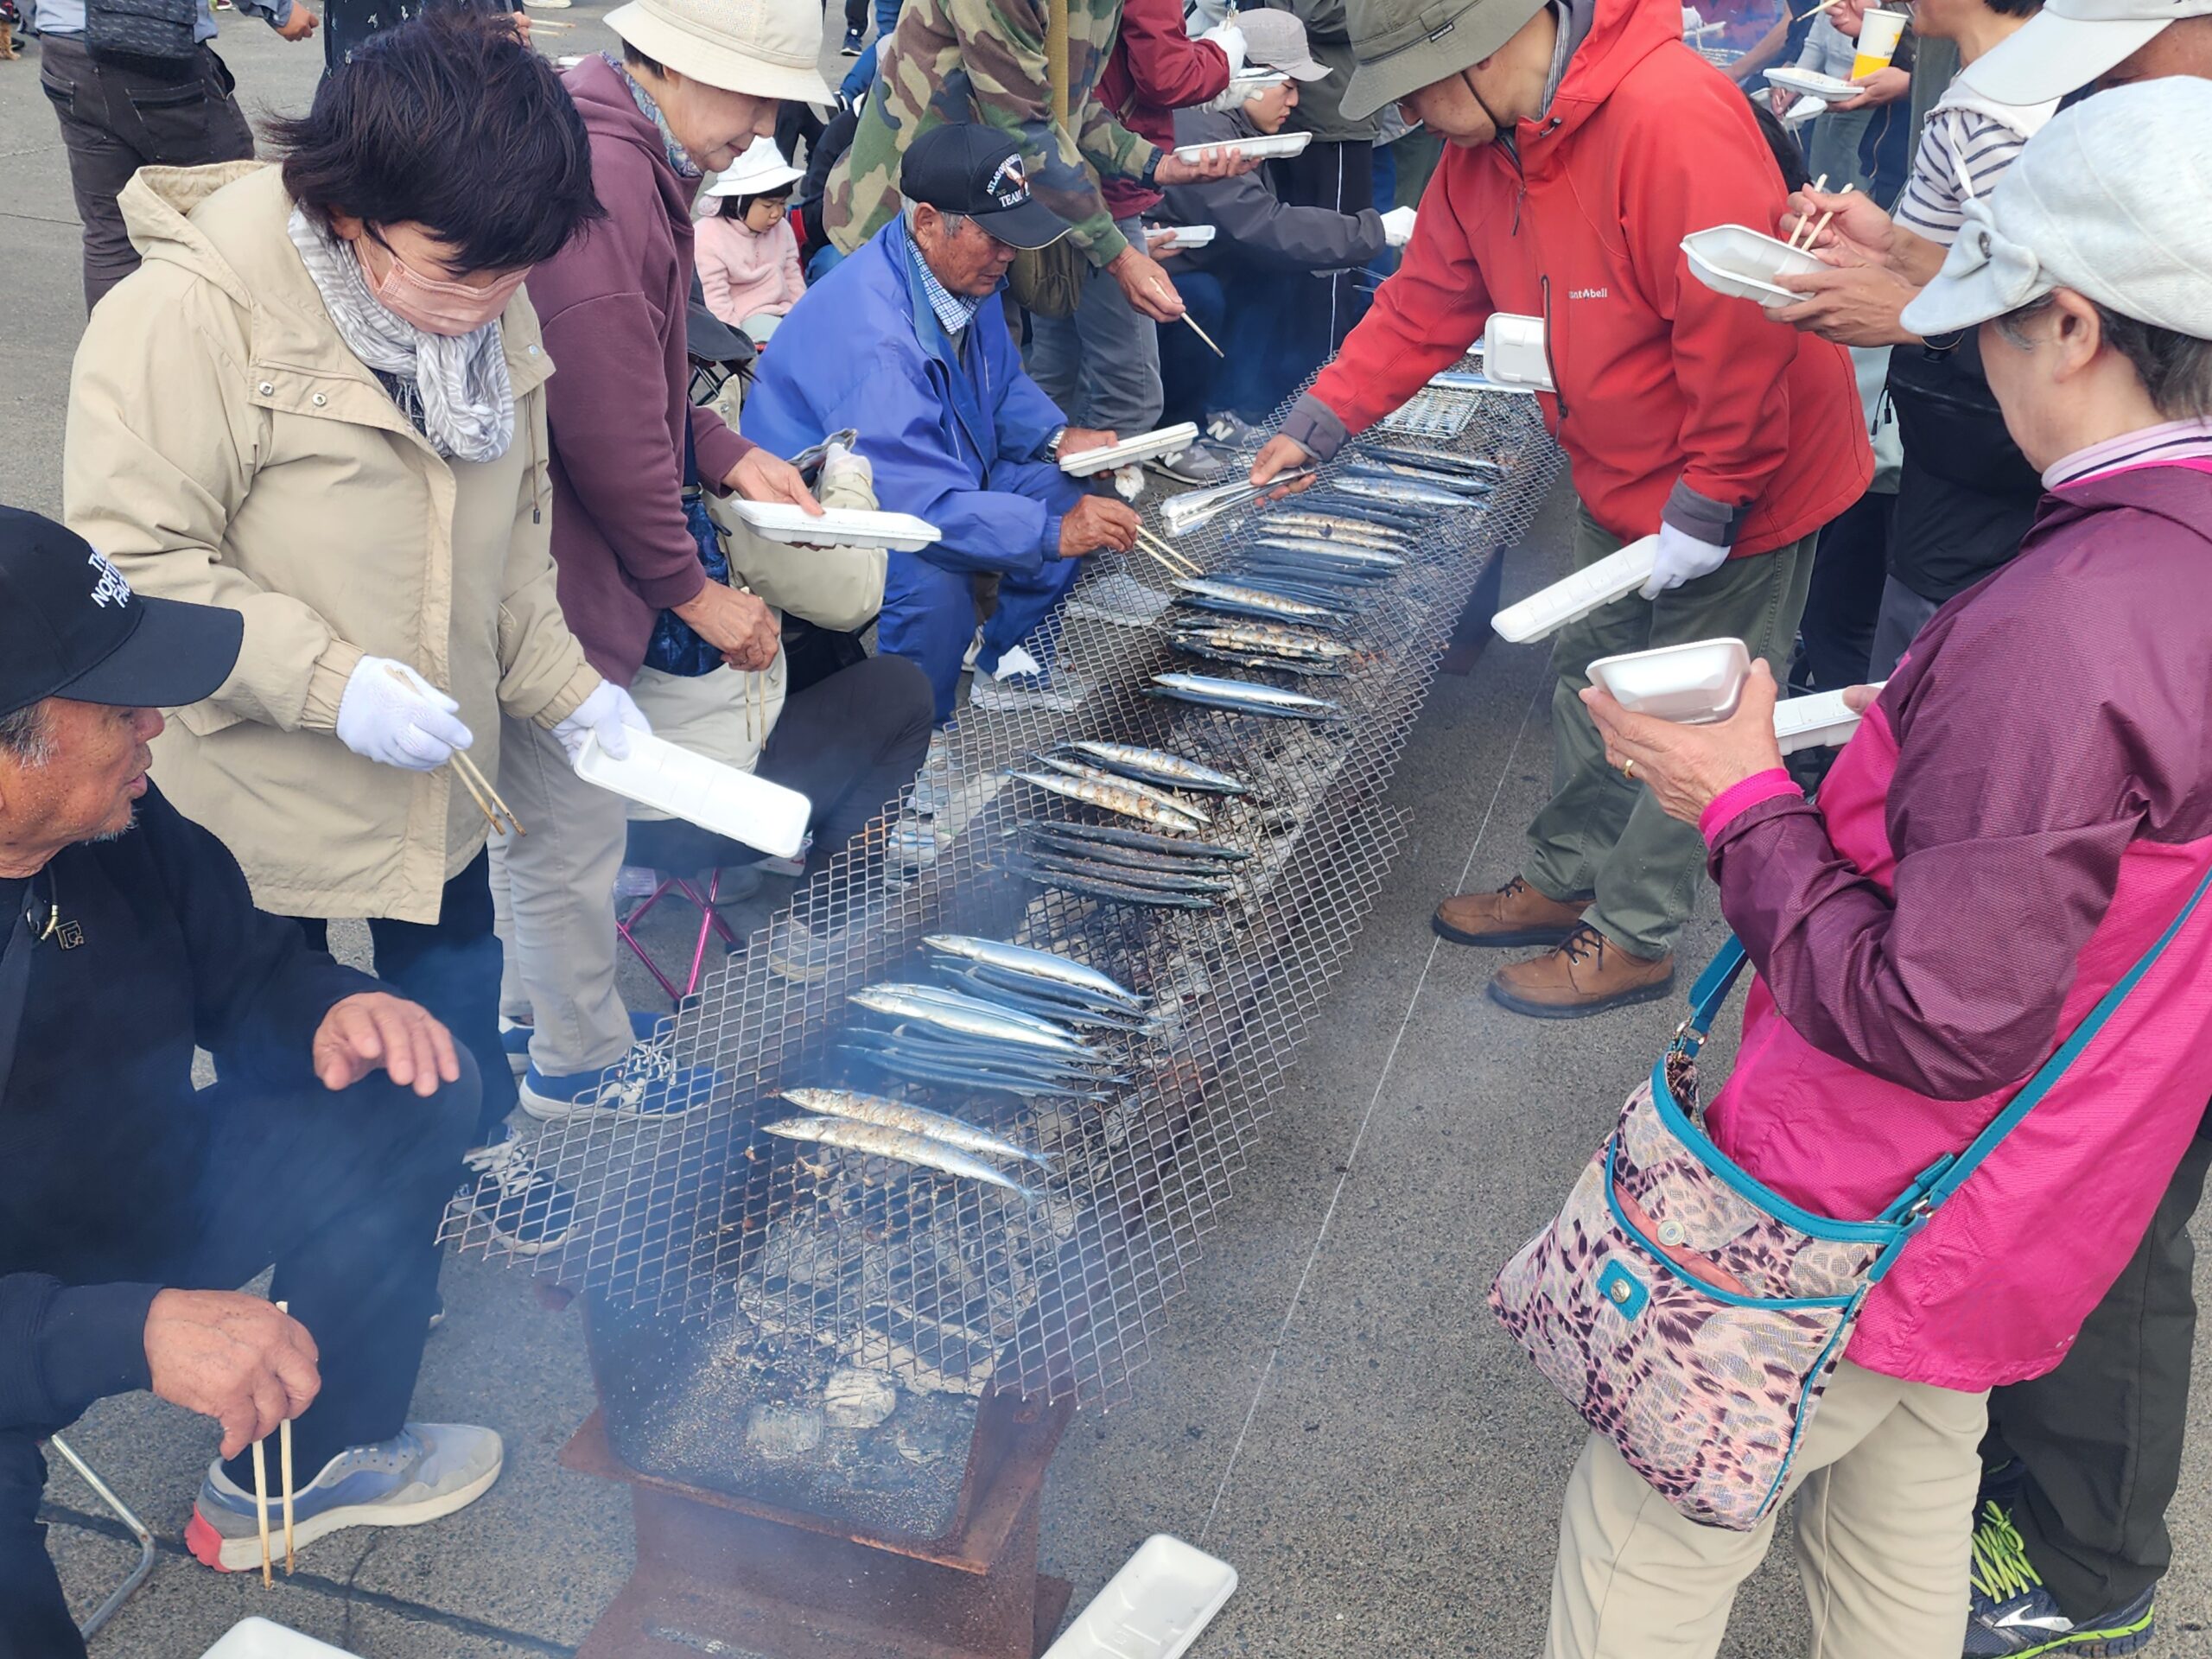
[{"left": 1522, "top": 504, "right": 1816, "bottom": 960}]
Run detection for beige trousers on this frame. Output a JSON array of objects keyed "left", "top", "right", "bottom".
[
  {"left": 489, "top": 715, "right": 635, "bottom": 1079},
  {"left": 1546, "top": 1359, "right": 1987, "bottom": 1659}
]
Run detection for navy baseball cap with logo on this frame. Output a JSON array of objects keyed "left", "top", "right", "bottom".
[
  {"left": 899, "top": 124, "right": 1071, "bottom": 251},
  {"left": 0, "top": 505, "right": 243, "bottom": 721}
]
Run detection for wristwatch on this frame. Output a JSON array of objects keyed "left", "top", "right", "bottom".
[
  {"left": 1045, "top": 425, "right": 1069, "bottom": 461},
  {"left": 1140, "top": 149, "right": 1163, "bottom": 189}
]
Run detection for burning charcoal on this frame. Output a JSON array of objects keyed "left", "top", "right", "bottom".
[
  {"left": 823, "top": 1368, "right": 899, "bottom": 1429},
  {"left": 746, "top": 1403, "right": 825, "bottom": 1462}
]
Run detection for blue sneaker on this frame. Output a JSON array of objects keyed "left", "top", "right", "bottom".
[
  {"left": 1964, "top": 1501, "right": 2158, "bottom": 1656},
  {"left": 500, "top": 1010, "right": 666, "bottom": 1079},
  {"left": 186, "top": 1422, "right": 502, "bottom": 1572},
  {"left": 517, "top": 1028, "right": 715, "bottom": 1122},
  {"left": 454, "top": 1128, "right": 574, "bottom": 1255}
]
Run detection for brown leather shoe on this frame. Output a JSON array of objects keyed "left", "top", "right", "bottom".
[
  {"left": 1487, "top": 925, "right": 1675, "bottom": 1019},
  {"left": 1432, "top": 876, "right": 1593, "bottom": 948}
]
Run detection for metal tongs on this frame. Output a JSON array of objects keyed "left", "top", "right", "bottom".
[
  {"left": 787, "top": 427, "right": 861, "bottom": 487},
  {"left": 1160, "top": 466, "right": 1316, "bottom": 537}
]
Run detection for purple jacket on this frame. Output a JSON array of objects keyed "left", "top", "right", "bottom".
[
  {"left": 1699, "top": 456, "right": 2212, "bottom": 1392},
  {"left": 530, "top": 56, "right": 755, "bottom": 684}
]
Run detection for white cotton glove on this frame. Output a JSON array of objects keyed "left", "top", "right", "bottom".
[
  {"left": 1639, "top": 522, "right": 1733, "bottom": 601},
  {"left": 334, "top": 657, "right": 474, "bottom": 772},
  {"left": 1381, "top": 206, "right": 1418, "bottom": 248},
  {"left": 555, "top": 680, "right": 652, "bottom": 764},
  {"left": 1200, "top": 19, "right": 1248, "bottom": 77}
]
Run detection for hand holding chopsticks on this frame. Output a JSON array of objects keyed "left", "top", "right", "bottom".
[
  {"left": 376, "top": 664, "right": 524, "bottom": 837},
  {"left": 1790, "top": 184, "right": 1856, "bottom": 253},
  {"left": 247, "top": 1301, "right": 298, "bottom": 1585}
]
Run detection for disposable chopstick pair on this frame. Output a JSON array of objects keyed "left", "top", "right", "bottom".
[
  {"left": 1133, "top": 524, "right": 1200, "bottom": 578},
  {"left": 251, "top": 1300, "right": 297, "bottom": 1585},
  {"left": 379, "top": 664, "right": 526, "bottom": 836},
  {"left": 1789, "top": 181, "right": 1855, "bottom": 251}
]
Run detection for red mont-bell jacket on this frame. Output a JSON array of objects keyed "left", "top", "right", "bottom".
[{"left": 1291, "top": 0, "right": 1869, "bottom": 556}]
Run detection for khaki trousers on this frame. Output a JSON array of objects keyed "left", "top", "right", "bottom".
[
  {"left": 1546, "top": 1359, "right": 1986, "bottom": 1659},
  {"left": 489, "top": 715, "right": 636, "bottom": 1079},
  {"left": 1523, "top": 503, "right": 1816, "bottom": 958}
]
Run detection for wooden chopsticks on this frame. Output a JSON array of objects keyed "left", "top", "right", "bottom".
[
  {"left": 1133, "top": 524, "right": 1201, "bottom": 578},
  {"left": 252, "top": 1299, "right": 297, "bottom": 1584},
  {"left": 381, "top": 664, "right": 525, "bottom": 836},
  {"left": 1789, "top": 181, "right": 1855, "bottom": 251}
]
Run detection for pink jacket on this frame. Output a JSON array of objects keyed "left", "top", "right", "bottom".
[
  {"left": 1700, "top": 455, "right": 2212, "bottom": 1394},
  {"left": 696, "top": 213, "right": 807, "bottom": 329}
]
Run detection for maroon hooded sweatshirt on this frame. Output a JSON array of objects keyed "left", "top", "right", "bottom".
[{"left": 529, "top": 54, "right": 757, "bottom": 684}]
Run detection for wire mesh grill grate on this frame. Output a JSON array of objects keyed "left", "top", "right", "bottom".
[{"left": 447, "top": 362, "right": 1562, "bottom": 1409}]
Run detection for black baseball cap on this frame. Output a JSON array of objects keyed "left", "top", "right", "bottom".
[
  {"left": 0, "top": 506, "right": 243, "bottom": 720},
  {"left": 899, "top": 124, "right": 1071, "bottom": 251}
]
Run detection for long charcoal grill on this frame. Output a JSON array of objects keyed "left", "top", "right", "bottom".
[{"left": 446, "top": 369, "right": 1560, "bottom": 1417}]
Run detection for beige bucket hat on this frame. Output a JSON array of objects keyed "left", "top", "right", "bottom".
[
  {"left": 604, "top": 0, "right": 835, "bottom": 104},
  {"left": 1340, "top": 0, "right": 1548, "bottom": 122}
]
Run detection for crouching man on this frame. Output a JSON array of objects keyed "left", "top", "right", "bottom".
[{"left": 0, "top": 508, "right": 497, "bottom": 1655}]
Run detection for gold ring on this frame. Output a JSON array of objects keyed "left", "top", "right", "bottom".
[{"left": 1622, "top": 758, "right": 1637, "bottom": 779}]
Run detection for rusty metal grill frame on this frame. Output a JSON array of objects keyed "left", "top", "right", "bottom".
[{"left": 448, "top": 365, "right": 1560, "bottom": 1409}]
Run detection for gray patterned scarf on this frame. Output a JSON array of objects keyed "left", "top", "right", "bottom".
[
  {"left": 285, "top": 206, "right": 516, "bottom": 465},
  {"left": 608, "top": 54, "right": 702, "bottom": 180}
]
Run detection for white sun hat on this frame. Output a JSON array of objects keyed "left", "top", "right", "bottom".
[
  {"left": 705, "top": 141, "right": 805, "bottom": 198},
  {"left": 1900, "top": 78, "right": 2212, "bottom": 340},
  {"left": 603, "top": 0, "right": 834, "bottom": 104},
  {"left": 1957, "top": 0, "right": 2212, "bottom": 106}
]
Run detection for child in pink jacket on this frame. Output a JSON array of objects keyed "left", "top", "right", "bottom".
[{"left": 696, "top": 142, "right": 806, "bottom": 341}]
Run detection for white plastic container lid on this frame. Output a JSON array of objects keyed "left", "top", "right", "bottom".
[
  {"left": 1587, "top": 637, "right": 1753, "bottom": 725},
  {"left": 1059, "top": 423, "right": 1202, "bottom": 476},
  {"left": 200, "top": 1619, "right": 363, "bottom": 1659},
  {"left": 1491, "top": 535, "right": 1660, "bottom": 643},
  {"left": 721, "top": 499, "right": 942, "bottom": 552},
  {"left": 1173, "top": 130, "right": 1313, "bottom": 162},
  {"left": 1775, "top": 682, "right": 1884, "bottom": 753},
  {"left": 573, "top": 730, "right": 811, "bottom": 859},
  {"left": 1043, "top": 1535, "right": 1238, "bottom": 1659}
]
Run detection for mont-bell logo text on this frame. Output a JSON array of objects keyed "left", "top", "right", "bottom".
[
  {"left": 1567, "top": 286, "right": 1609, "bottom": 301},
  {"left": 85, "top": 550, "right": 133, "bottom": 609},
  {"left": 987, "top": 155, "right": 1030, "bottom": 209}
]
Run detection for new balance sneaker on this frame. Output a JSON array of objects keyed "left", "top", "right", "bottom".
[
  {"left": 1965, "top": 1501, "right": 2158, "bottom": 1656},
  {"left": 840, "top": 24, "right": 863, "bottom": 52},
  {"left": 961, "top": 626, "right": 986, "bottom": 672},
  {"left": 454, "top": 1129, "right": 574, "bottom": 1255},
  {"left": 185, "top": 1423, "right": 503, "bottom": 1572},
  {"left": 1204, "top": 410, "right": 1268, "bottom": 448},
  {"left": 1150, "top": 442, "right": 1230, "bottom": 485},
  {"left": 518, "top": 1030, "right": 716, "bottom": 1122},
  {"left": 500, "top": 1010, "right": 668, "bottom": 1079}
]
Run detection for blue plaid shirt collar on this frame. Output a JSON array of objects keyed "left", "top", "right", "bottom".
[{"left": 908, "top": 238, "right": 984, "bottom": 340}]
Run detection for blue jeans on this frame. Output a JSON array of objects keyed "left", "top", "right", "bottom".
[{"left": 1160, "top": 265, "right": 1300, "bottom": 423}]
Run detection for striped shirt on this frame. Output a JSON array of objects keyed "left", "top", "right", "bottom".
[{"left": 1895, "top": 109, "right": 2032, "bottom": 248}]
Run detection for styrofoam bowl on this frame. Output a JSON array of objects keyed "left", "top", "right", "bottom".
[
  {"left": 1681, "top": 224, "right": 1825, "bottom": 309},
  {"left": 722, "top": 499, "right": 941, "bottom": 552},
  {"left": 1587, "top": 637, "right": 1753, "bottom": 725},
  {"left": 574, "top": 730, "right": 811, "bottom": 858},
  {"left": 1764, "top": 64, "right": 1859, "bottom": 99},
  {"left": 1173, "top": 130, "right": 1312, "bottom": 163},
  {"left": 200, "top": 1619, "right": 363, "bottom": 1659},
  {"left": 1059, "top": 423, "right": 1201, "bottom": 476},
  {"left": 1145, "top": 224, "right": 1217, "bottom": 251},
  {"left": 1492, "top": 535, "right": 1659, "bottom": 643},
  {"left": 1775, "top": 681, "right": 1884, "bottom": 753},
  {"left": 1044, "top": 1535, "right": 1238, "bottom": 1659}
]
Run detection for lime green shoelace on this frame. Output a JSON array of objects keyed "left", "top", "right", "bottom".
[{"left": 1969, "top": 1502, "right": 2044, "bottom": 1602}]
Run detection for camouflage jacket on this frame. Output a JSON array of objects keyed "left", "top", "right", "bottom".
[{"left": 824, "top": 0, "right": 1157, "bottom": 267}]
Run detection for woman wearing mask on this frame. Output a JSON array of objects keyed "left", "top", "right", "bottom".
[{"left": 63, "top": 14, "right": 641, "bottom": 1257}]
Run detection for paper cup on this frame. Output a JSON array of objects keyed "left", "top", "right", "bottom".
[{"left": 1852, "top": 8, "right": 1906, "bottom": 79}]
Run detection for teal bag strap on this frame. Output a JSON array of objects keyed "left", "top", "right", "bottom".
[{"left": 1669, "top": 935, "right": 1750, "bottom": 1064}]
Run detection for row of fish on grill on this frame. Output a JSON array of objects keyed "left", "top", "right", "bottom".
[
  {"left": 1007, "top": 740, "right": 1255, "bottom": 910},
  {"left": 1144, "top": 441, "right": 1502, "bottom": 717},
  {"left": 760, "top": 935, "right": 1154, "bottom": 1201}
]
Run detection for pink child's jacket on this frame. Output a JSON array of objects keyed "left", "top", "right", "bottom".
[
  {"left": 1700, "top": 455, "right": 2212, "bottom": 1394},
  {"left": 696, "top": 214, "right": 806, "bottom": 330}
]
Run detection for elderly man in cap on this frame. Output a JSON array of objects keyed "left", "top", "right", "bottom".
[
  {"left": 744, "top": 124, "right": 1141, "bottom": 724},
  {"left": 1249, "top": 0, "right": 1871, "bottom": 1019},
  {"left": 0, "top": 509, "right": 500, "bottom": 1644}
]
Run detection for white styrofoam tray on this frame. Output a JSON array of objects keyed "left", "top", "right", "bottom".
[
  {"left": 1044, "top": 1535, "right": 1238, "bottom": 1659},
  {"left": 1588, "top": 637, "right": 1752, "bottom": 725},
  {"left": 1764, "top": 64, "right": 1860, "bottom": 99},
  {"left": 1173, "top": 130, "right": 1313, "bottom": 163},
  {"left": 1145, "top": 223, "right": 1217, "bottom": 251},
  {"left": 1491, "top": 535, "right": 1659, "bottom": 643},
  {"left": 722, "top": 499, "right": 941, "bottom": 551},
  {"left": 1059, "top": 423, "right": 1201, "bottom": 476},
  {"left": 1682, "top": 223, "right": 1826, "bottom": 309},
  {"left": 1480, "top": 312, "right": 1556, "bottom": 393},
  {"left": 1775, "top": 682, "right": 1884, "bottom": 753},
  {"left": 574, "top": 729, "right": 811, "bottom": 859},
  {"left": 200, "top": 1619, "right": 363, "bottom": 1659}
]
